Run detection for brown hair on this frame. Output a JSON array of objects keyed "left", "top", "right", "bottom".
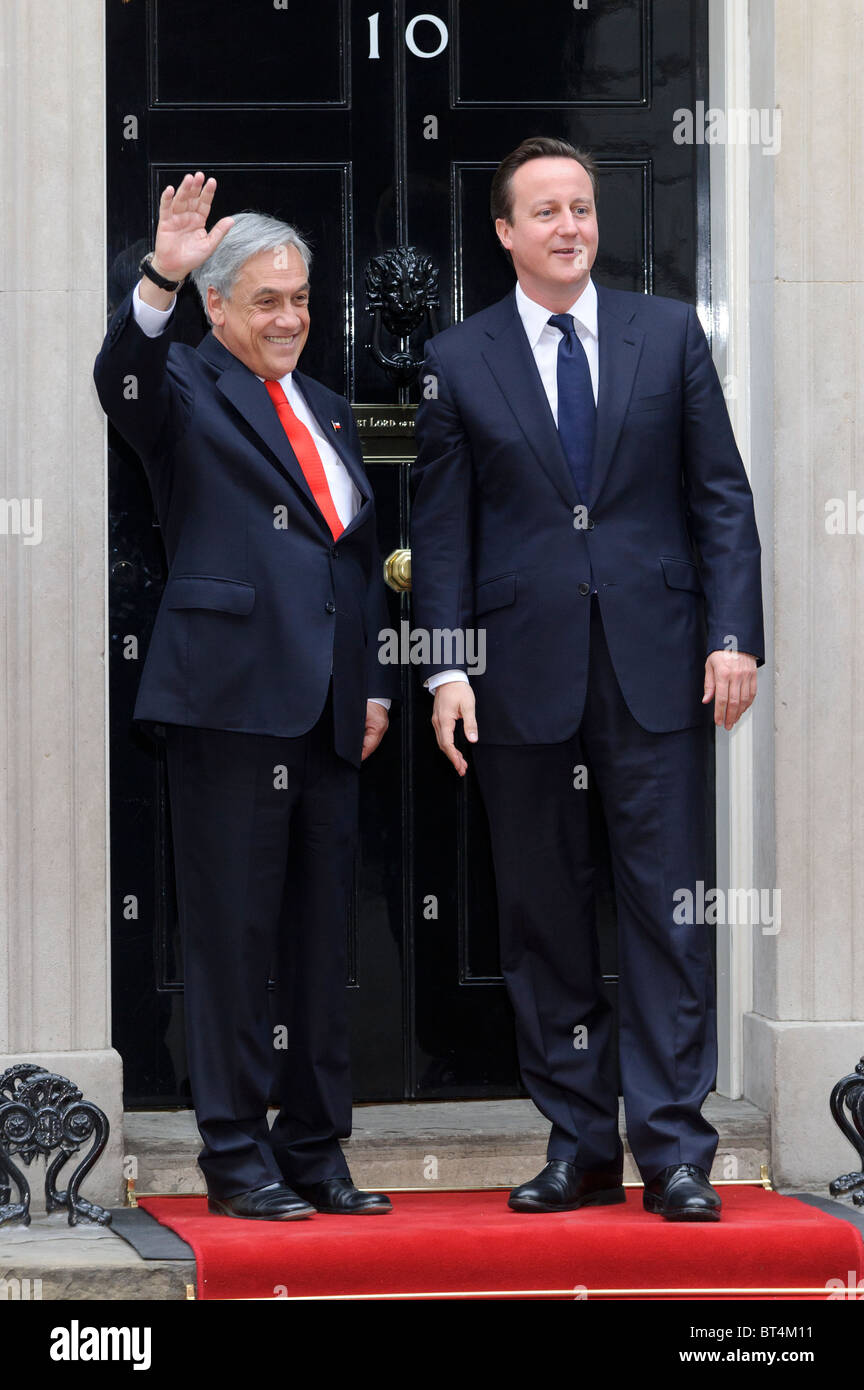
[{"left": 490, "top": 137, "right": 599, "bottom": 224}]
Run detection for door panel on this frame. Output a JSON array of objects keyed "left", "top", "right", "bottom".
[
  {"left": 149, "top": 0, "right": 350, "bottom": 107},
  {"left": 452, "top": 1, "right": 648, "bottom": 106}
]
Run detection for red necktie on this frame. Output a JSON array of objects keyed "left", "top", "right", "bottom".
[{"left": 264, "top": 379, "right": 345, "bottom": 540}]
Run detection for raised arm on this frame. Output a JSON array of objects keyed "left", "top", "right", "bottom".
[{"left": 93, "top": 173, "right": 235, "bottom": 470}]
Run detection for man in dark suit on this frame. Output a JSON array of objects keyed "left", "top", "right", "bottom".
[
  {"left": 95, "top": 173, "right": 395, "bottom": 1219},
  {"left": 410, "top": 138, "right": 763, "bottom": 1221}
]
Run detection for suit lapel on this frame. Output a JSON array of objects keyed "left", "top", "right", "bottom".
[
  {"left": 197, "top": 333, "right": 369, "bottom": 538},
  {"left": 481, "top": 293, "right": 575, "bottom": 508},
  {"left": 480, "top": 286, "right": 647, "bottom": 512},
  {"left": 589, "top": 287, "right": 645, "bottom": 509}
]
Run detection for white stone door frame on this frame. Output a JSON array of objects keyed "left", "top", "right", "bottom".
[{"left": 707, "top": 0, "right": 775, "bottom": 1098}]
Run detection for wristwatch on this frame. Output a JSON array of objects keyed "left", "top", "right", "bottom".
[{"left": 138, "top": 252, "right": 185, "bottom": 292}]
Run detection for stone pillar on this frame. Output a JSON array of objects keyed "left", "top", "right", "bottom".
[
  {"left": 744, "top": 0, "right": 864, "bottom": 1186},
  {"left": 0, "top": 0, "right": 123, "bottom": 1203}
]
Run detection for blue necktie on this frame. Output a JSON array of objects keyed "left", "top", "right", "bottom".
[{"left": 548, "top": 313, "right": 596, "bottom": 504}]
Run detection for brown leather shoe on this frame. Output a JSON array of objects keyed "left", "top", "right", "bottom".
[{"left": 508, "top": 1161, "right": 625, "bottom": 1213}]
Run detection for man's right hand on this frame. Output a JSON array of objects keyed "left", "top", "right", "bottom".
[
  {"left": 139, "top": 172, "right": 235, "bottom": 309},
  {"left": 431, "top": 681, "right": 478, "bottom": 777}
]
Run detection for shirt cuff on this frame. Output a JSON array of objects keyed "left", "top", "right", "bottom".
[
  {"left": 368, "top": 697, "right": 391, "bottom": 711},
  {"left": 132, "top": 280, "right": 176, "bottom": 337},
  {"left": 425, "top": 670, "right": 469, "bottom": 693}
]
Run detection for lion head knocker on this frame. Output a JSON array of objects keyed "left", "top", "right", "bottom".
[{"left": 365, "top": 247, "right": 440, "bottom": 392}]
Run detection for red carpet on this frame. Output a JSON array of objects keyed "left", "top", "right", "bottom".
[{"left": 139, "top": 1186, "right": 864, "bottom": 1301}]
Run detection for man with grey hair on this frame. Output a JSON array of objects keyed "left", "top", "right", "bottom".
[{"left": 95, "top": 172, "right": 395, "bottom": 1220}]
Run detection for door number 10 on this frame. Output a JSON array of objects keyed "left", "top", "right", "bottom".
[{"left": 368, "top": 12, "right": 449, "bottom": 59}]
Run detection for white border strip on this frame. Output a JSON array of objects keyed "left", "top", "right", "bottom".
[{"left": 710, "top": 0, "right": 756, "bottom": 1098}]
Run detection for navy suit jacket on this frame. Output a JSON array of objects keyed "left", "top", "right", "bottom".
[
  {"left": 410, "top": 284, "right": 764, "bottom": 742},
  {"left": 95, "top": 290, "right": 394, "bottom": 767}
]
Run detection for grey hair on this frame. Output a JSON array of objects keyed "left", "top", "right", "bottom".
[{"left": 190, "top": 211, "right": 313, "bottom": 323}]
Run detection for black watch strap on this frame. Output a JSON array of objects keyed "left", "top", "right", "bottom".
[{"left": 139, "top": 252, "right": 185, "bottom": 292}]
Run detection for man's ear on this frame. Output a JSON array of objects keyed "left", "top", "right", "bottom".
[
  {"left": 494, "top": 217, "right": 513, "bottom": 252},
  {"left": 206, "top": 286, "right": 224, "bottom": 326}
]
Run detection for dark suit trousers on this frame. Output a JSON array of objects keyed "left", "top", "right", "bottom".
[
  {"left": 471, "top": 597, "right": 718, "bottom": 1181},
  {"left": 164, "top": 688, "right": 358, "bottom": 1197}
]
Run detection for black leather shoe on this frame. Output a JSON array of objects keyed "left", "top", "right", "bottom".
[
  {"left": 294, "top": 1177, "right": 392, "bottom": 1214},
  {"left": 508, "top": 1161, "right": 625, "bottom": 1213},
  {"left": 207, "top": 1181, "right": 315, "bottom": 1221},
  {"left": 643, "top": 1164, "right": 721, "bottom": 1221}
]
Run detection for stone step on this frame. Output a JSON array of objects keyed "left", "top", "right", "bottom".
[
  {"left": 124, "top": 1094, "right": 770, "bottom": 1197},
  {"left": 0, "top": 1097, "right": 771, "bottom": 1300},
  {"left": 0, "top": 1215, "right": 193, "bottom": 1302}
]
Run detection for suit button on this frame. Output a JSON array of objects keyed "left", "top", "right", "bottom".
[
  {"left": 578, "top": 582, "right": 591, "bottom": 596},
  {"left": 585, "top": 518, "right": 595, "bottom": 530},
  {"left": 331, "top": 546, "right": 339, "bottom": 558},
  {"left": 325, "top": 601, "right": 336, "bottom": 614}
]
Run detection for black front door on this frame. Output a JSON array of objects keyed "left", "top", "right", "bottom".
[{"left": 106, "top": 0, "right": 710, "bottom": 1106}]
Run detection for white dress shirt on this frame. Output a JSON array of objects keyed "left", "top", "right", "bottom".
[
  {"left": 514, "top": 276, "right": 599, "bottom": 412},
  {"left": 131, "top": 284, "right": 390, "bottom": 710},
  {"left": 427, "top": 276, "right": 599, "bottom": 693}
]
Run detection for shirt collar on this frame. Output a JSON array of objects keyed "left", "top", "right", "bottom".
[
  {"left": 256, "top": 371, "right": 294, "bottom": 395},
  {"left": 515, "top": 277, "right": 598, "bottom": 348}
]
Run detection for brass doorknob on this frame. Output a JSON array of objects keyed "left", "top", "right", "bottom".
[{"left": 383, "top": 547, "right": 412, "bottom": 591}]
